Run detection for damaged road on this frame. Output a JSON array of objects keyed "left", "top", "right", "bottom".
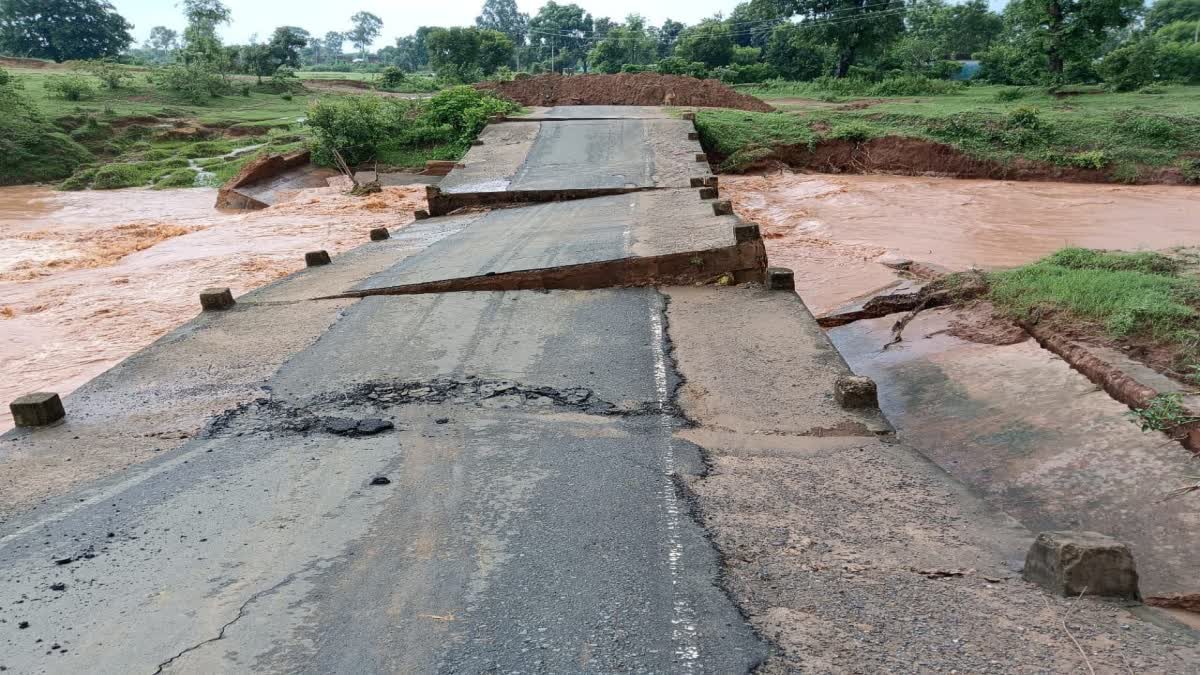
[{"left": 0, "top": 289, "right": 765, "bottom": 673}]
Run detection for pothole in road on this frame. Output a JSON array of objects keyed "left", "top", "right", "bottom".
[{"left": 203, "top": 377, "right": 661, "bottom": 438}]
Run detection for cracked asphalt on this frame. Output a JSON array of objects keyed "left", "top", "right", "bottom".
[{"left": 0, "top": 289, "right": 764, "bottom": 673}]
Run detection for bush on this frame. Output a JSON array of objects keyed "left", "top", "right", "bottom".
[
  {"left": 713, "top": 63, "right": 778, "bottom": 84},
  {"left": 421, "top": 86, "right": 518, "bottom": 145},
  {"left": 1006, "top": 105, "right": 1042, "bottom": 129},
  {"left": 84, "top": 61, "right": 132, "bottom": 89},
  {"left": 151, "top": 64, "right": 228, "bottom": 104},
  {"left": 1099, "top": 39, "right": 1159, "bottom": 92},
  {"left": 656, "top": 57, "right": 709, "bottom": 79},
  {"left": 1116, "top": 113, "right": 1177, "bottom": 146},
  {"left": 0, "top": 67, "right": 10, "bottom": 86},
  {"left": 46, "top": 75, "right": 97, "bottom": 101},
  {"left": 306, "top": 96, "right": 390, "bottom": 166},
  {"left": 380, "top": 66, "right": 406, "bottom": 89}
]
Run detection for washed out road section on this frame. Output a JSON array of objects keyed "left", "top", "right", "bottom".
[{"left": 0, "top": 289, "right": 765, "bottom": 673}]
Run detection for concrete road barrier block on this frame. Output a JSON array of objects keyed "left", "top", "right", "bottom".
[
  {"left": 699, "top": 187, "right": 719, "bottom": 200},
  {"left": 688, "top": 132, "right": 700, "bottom": 141},
  {"left": 488, "top": 114, "right": 506, "bottom": 124},
  {"left": 305, "top": 250, "right": 332, "bottom": 267},
  {"left": 199, "top": 287, "right": 235, "bottom": 311},
  {"left": 414, "top": 209, "right": 430, "bottom": 221},
  {"left": 734, "top": 224, "right": 760, "bottom": 243},
  {"left": 766, "top": 267, "right": 796, "bottom": 291},
  {"left": 682, "top": 112, "right": 696, "bottom": 120},
  {"left": 1023, "top": 531, "right": 1140, "bottom": 599},
  {"left": 369, "top": 227, "right": 390, "bottom": 241},
  {"left": 713, "top": 200, "right": 735, "bottom": 217},
  {"left": 695, "top": 153, "right": 709, "bottom": 163},
  {"left": 470, "top": 139, "right": 484, "bottom": 146},
  {"left": 690, "top": 177, "right": 705, "bottom": 188},
  {"left": 834, "top": 375, "right": 878, "bottom": 409},
  {"left": 11, "top": 392, "right": 65, "bottom": 427}
]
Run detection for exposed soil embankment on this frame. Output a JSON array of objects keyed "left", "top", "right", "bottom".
[
  {"left": 717, "top": 136, "right": 1193, "bottom": 185},
  {"left": 477, "top": 73, "right": 773, "bottom": 112}
]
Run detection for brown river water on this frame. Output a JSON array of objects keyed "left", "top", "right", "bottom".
[
  {"left": 0, "top": 184, "right": 424, "bottom": 431},
  {"left": 723, "top": 173, "right": 1200, "bottom": 314},
  {"left": 0, "top": 173, "right": 1197, "bottom": 433}
]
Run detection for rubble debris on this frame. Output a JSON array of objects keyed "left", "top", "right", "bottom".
[{"left": 369, "top": 476, "right": 391, "bottom": 486}]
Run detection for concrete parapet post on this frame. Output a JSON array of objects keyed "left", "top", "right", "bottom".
[
  {"left": 199, "top": 287, "right": 235, "bottom": 311},
  {"left": 690, "top": 177, "right": 705, "bottom": 188},
  {"left": 682, "top": 112, "right": 696, "bottom": 121},
  {"left": 1023, "top": 531, "right": 1140, "bottom": 599},
  {"left": 425, "top": 185, "right": 441, "bottom": 200},
  {"left": 695, "top": 153, "right": 709, "bottom": 163},
  {"left": 10, "top": 392, "right": 65, "bottom": 427},
  {"left": 305, "top": 250, "right": 332, "bottom": 267},
  {"left": 714, "top": 200, "right": 735, "bottom": 217},
  {"left": 369, "top": 227, "right": 390, "bottom": 241},
  {"left": 699, "top": 187, "right": 719, "bottom": 200},
  {"left": 766, "top": 267, "right": 795, "bottom": 291},
  {"left": 688, "top": 132, "right": 700, "bottom": 141},
  {"left": 413, "top": 210, "right": 430, "bottom": 221},
  {"left": 834, "top": 375, "right": 878, "bottom": 409},
  {"left": 733, "top": 223, "right": 760, "bottom": 243},
  {"left": 470, "top": 139, "right": 484, "bottom": 146},
  {"left": 488, "top": 114, "right": 506, "bottom": 124}
]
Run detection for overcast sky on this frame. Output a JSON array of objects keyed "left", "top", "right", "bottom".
[{"left": 112, "top": 0, "right": 754, "bottom": 46}]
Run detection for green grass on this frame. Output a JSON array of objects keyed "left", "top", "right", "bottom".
[
  {"left": 296, "top": 71, "right": 378, "bottom": 81},
  {"left": 727, "top": 82, "right": 1200, "bottom": 180},
  {"left": 376, "top": 141, "right": 462, "bottom": 168},
  {"left": 987, "top": 248, "right": 1200, "bottom": 351},
  {"left": 694, "top": 109, "right": 815, "bottom": 171}
]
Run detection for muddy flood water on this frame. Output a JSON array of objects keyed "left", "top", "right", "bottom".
[
  {"left": 724, "top": 173, "right": 1200, "bottom": 314},
  {"left": 0, "top": 184, "right": 424, "bottom": 431}
]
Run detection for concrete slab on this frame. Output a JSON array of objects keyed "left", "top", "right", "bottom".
[
  {"left": 353, "top": 190, "right": 754, "bottom": 294},
  {"left": 434, "top": 117, "right": 710, "bottom": 213},
  {"left": 226, "top": 164, "right": 340, "bottom": 209}
]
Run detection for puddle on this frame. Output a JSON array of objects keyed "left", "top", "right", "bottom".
[{"left": 0, "top": 184, "right": 427, "bottom": 431}]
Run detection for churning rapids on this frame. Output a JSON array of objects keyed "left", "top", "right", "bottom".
[{"left": 0, "top": 173, "right": 1197, "bottom": 431}]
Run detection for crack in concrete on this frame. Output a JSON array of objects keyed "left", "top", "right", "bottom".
[{"left": 150, "top": 572, "right": 300, "bottom": 674}]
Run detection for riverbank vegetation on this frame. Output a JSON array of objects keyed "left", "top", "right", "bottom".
[{"left": 697, "top": 84, "right": 1200, "bottom": 183}]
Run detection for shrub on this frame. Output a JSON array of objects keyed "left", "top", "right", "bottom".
[
  {"left": 1116, "top": 113, "right": 1177, "bottom": 146},
  {"left": 1099, "top": 39, "right": 1159, "bottom": 92},
  {"left": 0, "top": 67, "right": 9, "bottom": 86},
  {"left": 306, "top": 96, "right": 389, "bottom": 166},
  {"left": 151, "top": 64, "right": 228, "bottom": 104},
  {"left": 421, "top": 86, "right": 518, "bottom": 145},
  {"left": 380, "top": 66, "right": 406, "bottom": 89},
  {"left": 84, "top": 61, "right": 132, "bottom": 89},
  {"left": 46, "top": 75, "right": 97, "bottom": 101},
  {"left": 1006, "top": 105, "right": 1042, "bottom": 129}
]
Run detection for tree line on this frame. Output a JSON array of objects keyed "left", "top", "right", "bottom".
[{"left": 1, "top": 0, "right": 1198, "bottom": 89}]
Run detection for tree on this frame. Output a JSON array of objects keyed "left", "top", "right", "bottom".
[
  {"left": 765, "top": 22, "right": 830, "bottom": 79},
  {"left": 674, "top": 19, "right": 735, "bottom": 68},
  {"left": 148, "top": 26, "right": 180, "bottom": 52},
  {"left": 323, "top": 31, "right": 345, "bottom": 62},
  {"left": 528, "top": 2, "right": 594, "bottom": 72},
  {"left": 1146, "top": 0, "right": 1200, "bottom": 30},
  {"left": 0, "top": 0, "right": 133, "bottom": 62},
  {"left": 476, "top": 0, "right": 529, "bottom": 45},
  {"left": 348, "top": 11, "right": 383, "bottom": 58},
  {"left": 426, "top": 26, "right": 513, "bottom": 82},
  {"left": 182, "top": 0, "right": 231, "bottom": 65},
  {"left": 1006, "top": 0, "right": 1142, "bottom": 78},
  {"left": 303, "top": 36, "right": 325, "bottom": 65},
  {"left": 728, "top": 0, "right": 781, "bottom": 48},
  {"left": 269, "top": 26, "right": 309, "bottom": 69},
  {"left": 1156, "top": 19, "right": 1200, "bottom": 42},
  {"left": 769, "top": 0, "right": 905, "bottom": 77},
  {"left": 657, "top": 19, "right": 686, "bottom": 57},
  {"left": 588, "top": 14, "right": 657, "bottom": 73}
]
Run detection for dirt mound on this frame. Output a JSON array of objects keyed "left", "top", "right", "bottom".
[
  {"left": 0, "top": 56, "right": 63, "bottom": 70},
  {"left": 477, "top": 73, "right": 773, "bottom": 112}
]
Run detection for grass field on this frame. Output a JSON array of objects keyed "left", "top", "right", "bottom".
[{"left": 710, "top": 82, "right": 1200, "bottom": 182}]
